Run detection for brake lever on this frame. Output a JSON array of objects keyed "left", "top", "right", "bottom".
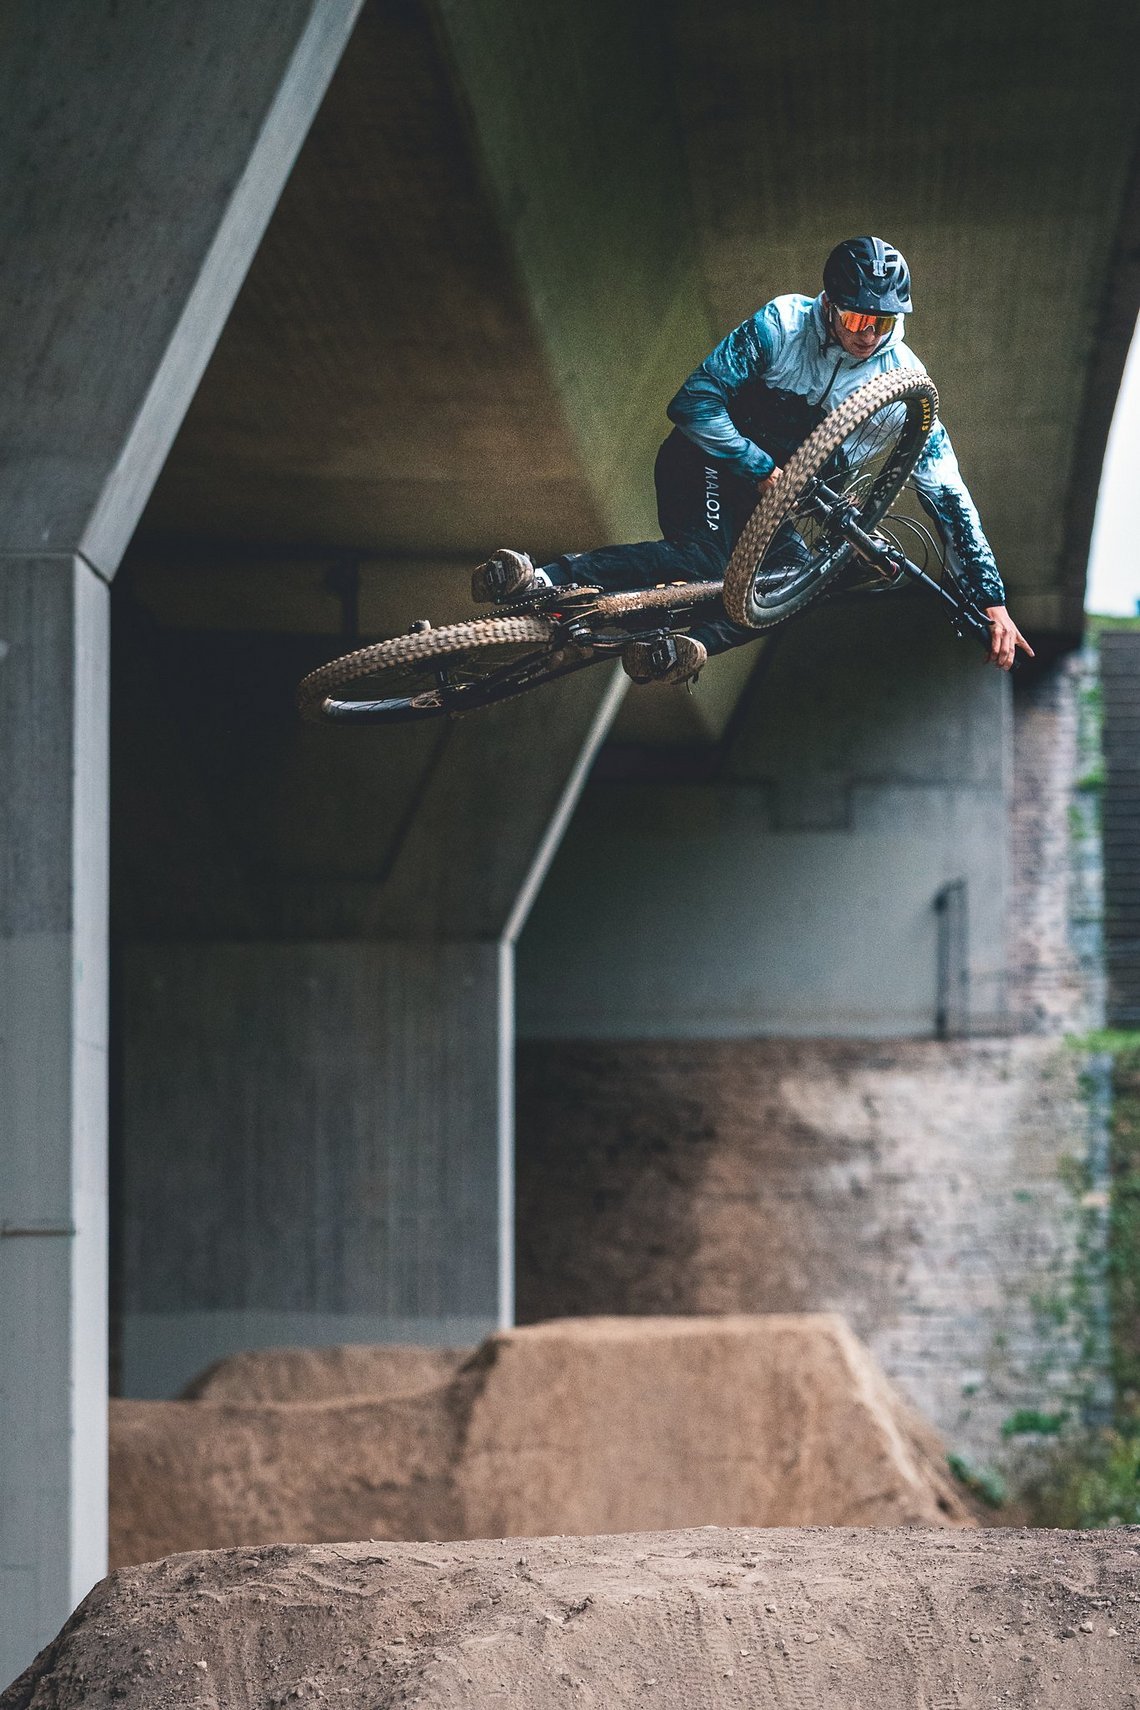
[{"left": 949, "top": 600, "right": 992, "bottom": 644}]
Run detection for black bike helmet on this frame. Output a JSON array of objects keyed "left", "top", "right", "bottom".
[{"left": 823, "top": 236, "right": 912, "bottom": 314}]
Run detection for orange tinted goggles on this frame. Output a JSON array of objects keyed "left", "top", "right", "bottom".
[{"left": 834, "top": 307, "right": 901, "bottom": 338}]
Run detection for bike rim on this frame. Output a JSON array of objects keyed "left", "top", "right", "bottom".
[{"left": 748, "top": 389, "right": 929, "bottom": 617}]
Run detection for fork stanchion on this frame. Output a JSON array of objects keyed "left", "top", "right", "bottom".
[{"left": 808, "top": 481, "right": 992, "bottom": 646}]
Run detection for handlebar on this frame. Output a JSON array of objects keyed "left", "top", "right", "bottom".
[{"left": 809, "top": 480, "right": 993, "bottom": 650}]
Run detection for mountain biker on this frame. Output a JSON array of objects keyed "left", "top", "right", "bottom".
[{"left": 472, "top": 236, "right": 1033, "bottom": 682}]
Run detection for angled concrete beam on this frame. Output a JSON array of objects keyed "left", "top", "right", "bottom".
[
  {"left": 371, "top": 664, "right": 627, "bottom": 939},
  {"left": 0, "top": 0, "right": 363, "bottom": 577}
]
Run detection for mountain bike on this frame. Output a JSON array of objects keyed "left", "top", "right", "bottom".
[{"left": 297, "top": 370, "right": 993, "bottom": 726}]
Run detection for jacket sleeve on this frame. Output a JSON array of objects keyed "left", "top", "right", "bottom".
[
  {"left": 666, "top": 307, "right": 783, "bottom": 481},
  {"left": 910, "top": 420, "right": 1007, "bottom": 610}
]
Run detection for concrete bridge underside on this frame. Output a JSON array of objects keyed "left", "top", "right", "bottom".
[{"left": 2, "top": 0, "right": 1139, "bottom": 1683}]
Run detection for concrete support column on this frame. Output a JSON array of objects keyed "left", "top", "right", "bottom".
[
  {"left": 0, "top": 557, "right": 110, "bottom": 1683},
  {"left": 0, "top": 1, "right": 363, "bottom": 1679}
]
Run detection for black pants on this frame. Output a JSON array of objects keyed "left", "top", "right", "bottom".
[{"left": 542, "top": 429, "right": 759, "bottom": 655}]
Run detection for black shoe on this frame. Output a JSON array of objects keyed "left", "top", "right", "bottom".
[
  {"left": 622, "top": 634, "right": 708, "bottom": 686},
  {"left": 471, "top": 548, "right": 541, "bottom": 603}
]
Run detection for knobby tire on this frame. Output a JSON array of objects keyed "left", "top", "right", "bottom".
[{"left": 722, "top": 368, "right": 940, "bottom": 629}]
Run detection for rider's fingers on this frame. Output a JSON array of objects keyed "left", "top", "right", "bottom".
[
  {"left": 988, "top": 616, "right": 1031, "bottom": 670},
  {"left": 997, "top": 628, "right": 1030, "bottom": 669}
]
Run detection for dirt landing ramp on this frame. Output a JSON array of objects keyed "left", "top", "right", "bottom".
[
  {"left": 111, "top": 1316, "right": 970, "bottom": 1567},
  {"left": 6, "top": 1528, "right": 1139, "bottom": 1709}
]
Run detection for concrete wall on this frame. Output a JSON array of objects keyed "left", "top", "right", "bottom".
[
  {"left": 518, "top": 596, "right": 1010, "bottom": 1038},
  {"left": 0, "top": 0, "right": 364, "bottom": 574},
  {"left": 119, "top": 942, "right": 509, "bottom": 1398}
]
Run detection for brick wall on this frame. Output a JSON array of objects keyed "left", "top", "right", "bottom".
[
  {"left": 516, "top": 1035, "right": 1104, "bottom": 1469},
  {"left": 1008, "top": 651, "right": 1100, "bottom": 1032},
  {"left": 1101, "top": 631, "right": 1140, "bottom": 1024}
]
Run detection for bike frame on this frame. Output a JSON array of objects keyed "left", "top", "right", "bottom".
[{"left": 318, "top": 596, "right": 722, "bottom": 723}]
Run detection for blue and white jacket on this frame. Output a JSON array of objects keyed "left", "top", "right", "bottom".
[{"left": 667, "top": 293, "right": 1006, "bottom": 611}]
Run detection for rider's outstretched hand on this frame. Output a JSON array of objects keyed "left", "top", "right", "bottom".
[
  {"left": 984, "top": 605, "right": 1034, "bottom": 671},
  {"left": 757, "top": 468, "right": 783, "bottom": 495}
]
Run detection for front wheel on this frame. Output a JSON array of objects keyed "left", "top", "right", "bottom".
[{"left": 722, "top": 368, "right": 940, "bottom": 629}]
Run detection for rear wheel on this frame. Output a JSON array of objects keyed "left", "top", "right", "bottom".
[
  {"left": 297, "top": 581, "right": 728, "bottom": 725},
  {"left": 297, "top": 614, "right": 559, "bottom": 724},
  {"left": 722, "top": 369, "right": 939, "bottom": 629}
]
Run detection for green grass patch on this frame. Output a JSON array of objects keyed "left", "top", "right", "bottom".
[
  {"left": 1108, "top": 1039, "right": 1140, "bottom": 1413},
  {"left": 1001, "top": 1408, "right": 1068, "bottom": 1439},
  {"left": 1017, "top": 1429, "right": 1140, "bottom": 1528},
  {"left": 1086, "top": 612, "right": 1140, "bottom": 633},
  {"left": 1066, "top": 1029, "right": 1140, "bottom": 1055},
  {"left": 947, "top": 1452, "right": 1006, "bottom": 1509},
  {"left": 1027, "top": 1287, "right": 1070, "bottom": 1330}
]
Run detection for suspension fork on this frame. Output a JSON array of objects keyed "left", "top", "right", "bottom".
[{"left": 806, "top": 480, "right": 993, "bottom": 644}]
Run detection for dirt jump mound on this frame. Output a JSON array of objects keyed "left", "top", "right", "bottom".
[
  {"left": 111, "top": 1315, "right": 970, "bottom": 1567},
  {"left": 6, "top": 1528, "right": 1138, "bottom": 1709},
  {"left": 179, "top": 1342, "right": 469, "bottom": 1403}
]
